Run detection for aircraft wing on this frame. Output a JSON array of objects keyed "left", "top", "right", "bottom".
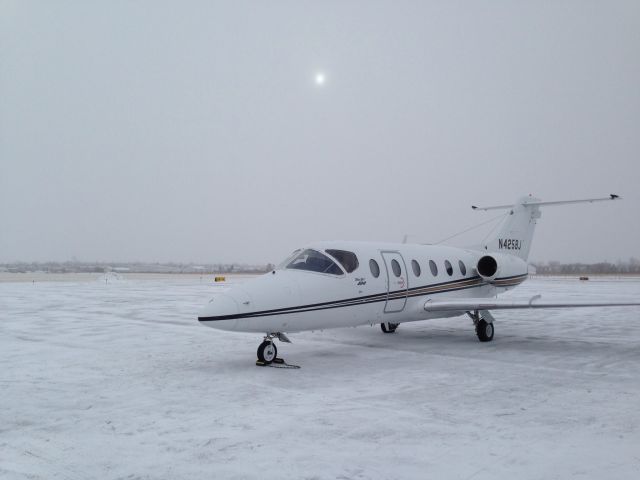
[{"left": 424, "top": 295, "right": 640, "bottom": 312}]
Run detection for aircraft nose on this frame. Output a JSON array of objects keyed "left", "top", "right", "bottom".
[{"left": 198, "top": 293, "right": 239, "bottom": 331}]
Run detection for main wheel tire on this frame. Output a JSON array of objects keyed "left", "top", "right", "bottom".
[
  {"left": 381, "top": 322, "right": 398, "bottom": 333},
  {"left": 257, "top": 340, "right": 278, "bottom": 364},
  {"left": 476, "top": 319, "right": 494, "bottom": 342}
]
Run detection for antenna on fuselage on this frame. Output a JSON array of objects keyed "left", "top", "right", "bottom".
[{"left": 432, "top": 212, "right": 510, "bottom": 245}]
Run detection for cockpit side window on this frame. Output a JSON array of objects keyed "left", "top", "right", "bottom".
[
  {"left": 286, "top": 249, "right": 344, "bottom": 275},
  {"left": 325, "top": 249, "right": 359, "bottom": 273}
]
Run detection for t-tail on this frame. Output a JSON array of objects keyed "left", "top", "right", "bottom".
[{"left": 472, "top": 194, "right": 621, "bottom": 261}]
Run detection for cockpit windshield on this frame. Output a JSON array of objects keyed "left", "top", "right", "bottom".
[
  {"left": 285, "top": 249, "right": 344, "bottom": 275},
  {"left": 277, "top": 249, "right": 301, "bottom": 269}
]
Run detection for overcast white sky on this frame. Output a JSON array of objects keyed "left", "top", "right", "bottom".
[{"left": 1, "top": 1, "right": 639, "bottom": 264}]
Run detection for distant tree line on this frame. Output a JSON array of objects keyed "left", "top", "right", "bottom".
[
  {"left": 532, "top": 258, "right": 640, "bottom": 275},
  {"left": 0, "top": 261, "right": 275, "bottom": 274}
]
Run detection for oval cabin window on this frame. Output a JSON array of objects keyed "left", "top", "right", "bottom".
[
  {"left": 391, "top": 259, "right": 401, "bottom": 277},
  {"left": 429, "top": 260, "right": 438, "bottom": 276},
  {"left": 458, "top": 260, "right": 467, "bottom": 276},
  {"left": 445, "top": 260, "right": 453, "bottom": 276},
  {"left": 369, "top": 259, "right": 380, "bottom": 278},
  {"left": 411, "top": 259, "right": 421, "bottom": 277}
]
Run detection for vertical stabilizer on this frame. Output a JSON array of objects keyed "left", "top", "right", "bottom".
[{"left": 481, "top": 196, "right": 541, "bottom": 261}]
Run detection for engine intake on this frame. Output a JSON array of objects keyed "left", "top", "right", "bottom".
[
  {"left": 477, "top": 255, "right": 499, "bottom": 281},
  {"left": 476, "top": 253, "right": 528, "bottom": 284}
]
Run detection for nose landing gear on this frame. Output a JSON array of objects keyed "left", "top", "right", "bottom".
[
  {"left": 257, "top": 339, "right": 277, "bottom": 364},
  {"left": 256, "top": 333, "right": 299, "bottom": 368}
]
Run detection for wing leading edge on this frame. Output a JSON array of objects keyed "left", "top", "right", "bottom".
[{"left": 424, "top": 295, "right": 640, "bottom": 312}]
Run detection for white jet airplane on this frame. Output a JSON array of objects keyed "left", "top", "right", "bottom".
[{"left": 199, "top": 194, "right": 640, "bottom": 365}]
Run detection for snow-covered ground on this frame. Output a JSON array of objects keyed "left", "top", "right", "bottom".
[{"left": 1, "top": 276, "right": 640, "bottom": 479}]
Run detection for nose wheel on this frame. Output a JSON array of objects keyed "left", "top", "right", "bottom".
[
  {"left": 255, "top": 332, "right": 297, "bottom": 367},
  {"left": 257, "top": 340, "right": 278, "bottom": 364}
]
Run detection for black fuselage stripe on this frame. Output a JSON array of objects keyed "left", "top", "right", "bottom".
[{"left": 198, "top": 274, "right": 527, "bottom": 322}]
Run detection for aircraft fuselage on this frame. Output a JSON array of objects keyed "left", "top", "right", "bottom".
[{"left": 198, "top": 241, "right": 528, "bottom": 333}]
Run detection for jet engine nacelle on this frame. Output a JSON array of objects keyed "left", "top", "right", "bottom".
[{"left": 476, "top": 253, "right": 527, "bottom": 283}]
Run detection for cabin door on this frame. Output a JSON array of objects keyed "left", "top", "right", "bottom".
[{"left": 381, "top": 251, "right": 408, "bottom": 313}]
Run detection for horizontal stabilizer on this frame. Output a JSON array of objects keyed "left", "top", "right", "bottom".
[
  {"left": 424, "top": 295, "right": 640, "bottom": 312},
  {"left": 472, "top": 194, "right": 620, "bottom": 211}
]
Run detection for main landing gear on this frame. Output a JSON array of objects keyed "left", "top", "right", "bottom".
[
  {"left": 380, "top": 322, "right": 399, "bottom": 334},
  {"left": 256, "top": 333, "right": 299, "bottom": 368},
  {"left": 468, "top": 310, "right": 495, "bottom": 342}
]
